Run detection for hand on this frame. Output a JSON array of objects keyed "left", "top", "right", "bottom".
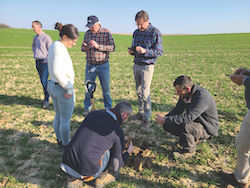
[
  {"left": 230, "top": 74, "right": 245, "bottom": 85},
  {"left": 128, "top": 48, "right": 135, "bottom": 55},
  {"left": 127, "top": 141, "right": 134, "bottom": 154},
  {"left": 81, "top": 42, "right": 90, "bottom": 51},
  {"left": 88, "top": 40, "right": 99, "bottom": 49},
  {"left": 156, "top": 114, "right": 165, "bottom": 126},
  {"left": 135, "top": 46, "right": 146, "bottom": 54},
  {"left": 64, "top": 93, "right": 72, "bottom": 98}
]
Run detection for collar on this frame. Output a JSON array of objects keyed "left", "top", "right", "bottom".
[{"left": 108, "top": 108, "right": 123, "bottom": 125}]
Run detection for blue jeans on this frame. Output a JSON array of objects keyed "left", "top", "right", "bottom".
[
  {"left": 93, "top": 150, "right": 110, "bottom": 179},
  {"left": 36, "top": 60, "right": 49, "bottom": 101},
  {"left": 47, "top": 81, "right": 74, "bottom": 145},
  {"left": 84, "top": 62, "right": 112, "bottom": 110},
  {"left": 60, "top": 150, "right": 110, "bottom": 180}
]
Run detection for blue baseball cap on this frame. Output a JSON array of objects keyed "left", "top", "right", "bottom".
[{"left": 85, "top": 15, "right": 99, "bottom": 28}]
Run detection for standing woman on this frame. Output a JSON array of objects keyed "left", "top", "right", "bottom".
[{"left": 47, "top": 22, "right": 79, "bottom": 149}]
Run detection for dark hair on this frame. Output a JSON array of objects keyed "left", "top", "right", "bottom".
[
  {"left": 32, "top": 20, "right": 42, "bottom": 28},
  {"left": 173, "top": 75, "right": 194, "bottom": 89},
  {"left": 55, "top": 22, "right": 79, "bottom": 39},
  {"left": 114, "top": 100, "right": 132, "bottom": 114},
  {"left": 135, "top": 10, "right": 149, "bottom": 22}
]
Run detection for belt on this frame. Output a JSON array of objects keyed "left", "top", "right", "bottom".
[
  {"left": 36, "top": 59, "right": 45, "bottom": 62},
  {"left": 89, "top": 61, "right": 107, "bottom": 66},
  {"left": 135, "top": 62, "right": 154, "bottom": 66}
]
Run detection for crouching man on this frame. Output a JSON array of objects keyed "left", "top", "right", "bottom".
[
  {"left": 61, "top": 101, "right": 134, "bottom": 188},
  {"left": 156, "top": 75, "right": 219, "bottom": 158}
]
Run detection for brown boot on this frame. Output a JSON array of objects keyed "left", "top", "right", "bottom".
[
  {"left": 67, "top": 176, "right": 83, "bottom": 188},
  {"left": 95, "top": 171, "right": 115, "bottom": 188}
]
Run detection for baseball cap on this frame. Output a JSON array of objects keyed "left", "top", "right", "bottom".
[{"left": 85, "top": 16, "right": 99, "bottom": 28}]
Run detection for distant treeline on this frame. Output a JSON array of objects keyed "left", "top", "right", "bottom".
[{"left": 0, "top": 23, "right": 10, "bottom": 28}]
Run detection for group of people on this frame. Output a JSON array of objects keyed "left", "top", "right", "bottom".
[{"left": 31, "top": 10, "right": 249, "bottom": 188}]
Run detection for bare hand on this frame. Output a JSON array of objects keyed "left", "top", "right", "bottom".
[
  {"left": 88, "top": 40, "right": 99, "bottom": 49},
  {"left": 64, "top": 93, "right": 72, "bottom": 98},
  {"left": 135, "top": 46, "right": 146, "bottom": 54},
  {"left": 156, "top": 114, "right": 165, "bottom": 126},
  {"left": 127, "top": 141, "right": 134, "bottom": 154},
  {"left": 81, "top": 42, "right": 89, "bottom": 51}
]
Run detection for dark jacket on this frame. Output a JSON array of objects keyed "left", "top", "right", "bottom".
[
  {"left": 244, "top": 76, "right": 250, "bottom": 109},
  {"left": 62, "top": 110, "right": 129, "bottom": 176},
  {"left": 165, "top": 84, "right": 219, "bottom": 136}
]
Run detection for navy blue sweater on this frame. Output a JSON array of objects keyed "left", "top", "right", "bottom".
[{"left": 62, "top": 110, "right": 129, "bottom": 176}]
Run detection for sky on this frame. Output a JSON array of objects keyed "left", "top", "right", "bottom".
[{"left": 0, "top": 0, "right": 250, "bottom": 34}]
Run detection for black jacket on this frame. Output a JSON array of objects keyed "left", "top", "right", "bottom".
[
  {"left": 62, "top": 110, "right": 129, "bottom": 176},
  {"left": 165, "top": 84, "right": 219, "bottom": 136}
]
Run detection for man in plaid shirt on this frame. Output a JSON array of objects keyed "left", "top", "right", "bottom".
[
  {"left": 81, "top": 16, "right": 115, "bottom": 115},
  {"left": 128, "top": 10, "right": 163, "bottom": 130}
]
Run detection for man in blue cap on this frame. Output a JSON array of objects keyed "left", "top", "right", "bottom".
[{"left": 81, "top": 16, "right": 115, "bottom": 115}]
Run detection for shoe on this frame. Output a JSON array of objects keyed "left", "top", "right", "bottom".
[
  {"left": 42, "top": 100, "right": 49, "bottom": 109},
  {"left": 95, "top": 171, "right": 115, "bottom": 188},
  {"left": 67, "top": 176, "right": 83, "bottom": 188},
  {"left": 141, "top": 119, "right": 150, "bottom": 130},
  {"left": 219, "top": 171, "right": 249, "bottom": 187},
  {"left": 172, "top": 149, "right": 196, "bottom": 160},
  {"left": 82, "top": 109, "right": 90, "bottom": 116},
  {"left": 130, "top": 113, "right": 144, "bottom": 121}
]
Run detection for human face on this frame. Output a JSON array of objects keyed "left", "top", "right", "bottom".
[
  {"left": 32, "top": 22, "right": 42, "bottom": 35},
  {"left": 89, "top": 23, "right": 100, "bottom": 33},
  {"left": 61, "top": 35, "right": 78, "bottom": 48},
  {"left": 175, "top": 85, "right": 191, "bottom": 99},
  {"left": 136, "top": 18, "right": 149, "bottom": 31}
]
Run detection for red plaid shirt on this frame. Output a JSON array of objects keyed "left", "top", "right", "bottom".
[{"left": 81, "top": 27, "right": 115, "bottom": 64}]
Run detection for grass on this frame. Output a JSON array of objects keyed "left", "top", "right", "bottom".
[{"left": 0, "top": 28, "right": 250, "bottom": 187}]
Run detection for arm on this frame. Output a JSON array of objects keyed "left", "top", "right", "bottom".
[
  {"left": 166, "top": 93, "right": 208, "bottom": 125},
  {"left": 97, "top": 31, "right": 115, "bottom": 52},
  {"left": 52, "top": 47, "right": 74, "bottom": 95},
  {"left": 143, "top": 31, "right": 163, "bottom": 58},
  {"left": 32, "top": 37, "right": 35, "bottom": 53}
]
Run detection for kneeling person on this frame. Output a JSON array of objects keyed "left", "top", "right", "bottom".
[
  {"left": 61, "top": 101, "right": 134, "bottom": 187},
  {"left": 156, "top": 75, "right": 219, "bottom": 158}
]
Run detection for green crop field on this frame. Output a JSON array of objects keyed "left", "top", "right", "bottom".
[{"left": 0, "top": 28, "right": 250, "bottom": 187}]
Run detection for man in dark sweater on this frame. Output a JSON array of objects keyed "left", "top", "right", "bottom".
[
  {"left": 156, "top": 75, "right": 219, "bottom": 158},
  {"left": 61, "top": 101, "right": 134, "bottom": 188},
  {"left": 220, "top": 68, "right": 250, "bottom": 188}
]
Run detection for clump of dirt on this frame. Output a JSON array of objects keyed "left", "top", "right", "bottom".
[{"left": 125, "top": 137, "right": 153, "bottom": 171}]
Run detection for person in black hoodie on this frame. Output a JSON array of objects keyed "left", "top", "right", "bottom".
[
  {"left": 61, "top": 101, "right": 134, "bottom": 188},
  {"left": 156, "top": 75, "right": 219, "bottom": 158}
]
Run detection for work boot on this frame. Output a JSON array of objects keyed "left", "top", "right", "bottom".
[
  {"left": 130, "top": 113, "right": 144, "bottom": 121},
  {"left": 42, "top": 100, "right": 49, "bottom": 109},
  {"left": 172, "top": 148, "right": 196, "bottom": 160},
  {"left": 141, "top": 118, "right": 150, "bottom": 130},
  {"left": 66, "top": 176, "right": 82, "bottom": 188},
  {"left": 95, "top": 171, "right": 115, "bottom": 188},
  {"left": 219, "top": 171, "right": 249, "bottom": 188}
]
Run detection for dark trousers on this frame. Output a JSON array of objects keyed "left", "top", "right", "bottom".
[
  {"left": 164, "top": 121, "right": 211, "bottom": 152},
  {"left": 36, "top": 60, "right": 49, "bottom": 101}
]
